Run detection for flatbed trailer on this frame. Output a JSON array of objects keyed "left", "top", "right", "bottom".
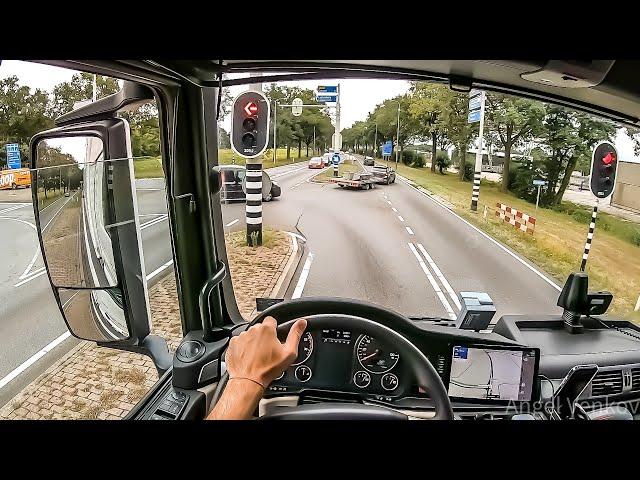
[{"left": 329, "top": 171, "right": 375, "bottom": 190}]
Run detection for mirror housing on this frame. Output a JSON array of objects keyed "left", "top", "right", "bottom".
[{"left": 31, "top": 118, "right": 152, "bottom": 344}]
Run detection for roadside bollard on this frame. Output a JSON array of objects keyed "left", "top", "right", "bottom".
[
  {"left": 333, "top": 165, "right": 339, "bottom": 177},
  {"left": 483, "top": 204, "right": 488, "bottom": 220}
]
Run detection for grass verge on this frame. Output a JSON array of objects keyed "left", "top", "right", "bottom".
[
  {"left": 380, "top": 158, "right": 640, "bottom": 319},
  {"left": 133, "top": 149, "right": 313, "bottom": 179}
]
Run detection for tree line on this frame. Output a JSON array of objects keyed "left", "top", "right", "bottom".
[
  {"left": 0, "top": 73, "right": 161, "bottom": 169},
  {"left": 340, "top": 82, "right": 636, "bottom": 208}
]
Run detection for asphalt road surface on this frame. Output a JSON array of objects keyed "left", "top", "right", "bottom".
[{"left": 0, "top": 158, "right": 562, "bottom": 407}]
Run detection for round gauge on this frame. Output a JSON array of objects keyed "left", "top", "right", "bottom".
[
  {"left": 353, "top": 370, "right": 371, "bottom": 388},
  {"left": 381, "top": 373, "right": 399, "bottom": 391},
  {"left": 356, "top": 335, "right": 400, "bottom": 374},
  {"left": 295, "top": 365, "right": 312, "bottom": 383},
  {"left": 292, "top": 332, "right": 314, "bottom": 365},
  {"left": 275, "top": 371, "right": 285, "bottom": 381}
]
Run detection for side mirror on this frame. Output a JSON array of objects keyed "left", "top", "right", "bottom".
[{"left": 30, "top": 117, "right": 170, "bottom": 372}]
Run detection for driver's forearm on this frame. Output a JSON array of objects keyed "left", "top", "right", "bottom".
[{"left": 206, "top": 378, "right": 264, "bottom": 420}]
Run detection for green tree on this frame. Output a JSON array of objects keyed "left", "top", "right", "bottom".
[
  {"left": 408, "top": 82, "right": 450, "bottom": 172},
  {"left": 48, "top": 73, "right": 120, "bottom": 119},
  {"left": 485, "top": 93, "right": 546, "bottom": 192},
  {"left": 0, "top": 76, "right": 53, "bottom": 167},
  {"left": 438, "top": 90, "right": 477, "bottom": 181},
  {"left": 538, "top": 106, "right": 616, "bottom": 206}
]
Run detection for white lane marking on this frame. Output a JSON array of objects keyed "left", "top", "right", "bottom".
[
  {"left": 272, "top": 233, "right": 299, "bottom": 297},
  {"left": 13, "top": 269, "right": 47, "bottom": 287},
  {"left": 406, "top": 227, "right": 414, "bottom": 235},
  {"left": 226, "top": 219, "right": 239, "bottom": 227},
  {"left": 408, "top": 243, "right": 456, "bottom": 320},
  {"left": 416, "top": 243, "right": 462, "bottom": 310},
  {"left": 42, "top": 193, "right": 76, "bottom": 231},
  {"left": 0, "top": 216, "right": 36, "bottom": 230},
  {"left": 387, "top": 200, "right": 392, "bottom": 205},
  {"left": 271, "top": 164, "right": 309, "bottom": 179},
  {"left": 146, "top": 259, "right": 174, "bottom": 281},
  {"left": 19, "top": 249, "right": 43, "bottom": 279},
  {"left": 136, "top": 188, "right": 164, "bottom": 191},
  {"left": 292, "top": 252, "right": 314, "bottom": 299},
  {"left": 398, "top": 176, "right": 561, "bottom": 292},
  {"left": 398, "top": 216, "right": 405, "bottom": 222},
  {"left": 138, "top": 212, "right": 166, "bottom": 218},
  {"left": 391, "top": 207, "right": 398, "bottom": 213},
  {"left": 0, "top": 204, "right": 27, "bottom": 214},
  {"left": 0, "top": 331, "right": 72, "bottom": 391},
  {"left": 140, "top": 214, "right": 168, "bottom": 230},
  {"left": 285, "top": 231, "right": 307, "bottom": 243}
]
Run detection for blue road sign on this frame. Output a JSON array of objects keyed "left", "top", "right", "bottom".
[
  {"left": 332, "top": 153, "right": 341, "bottom": 165},
  {"left": 317, "top": 85, "right": 337, "bottom": 94},
  {"left": 5, "top": 143, "right": 21, "bottom": 169},
  {"left": 382, "top": 141, "right": 393, "bottom": 156},
  {"left": 533, "top": 179, "right": 546, "bottom": 186},
  {"left": 316, "top": 95, "right": 338, "bottom": 103},
  {"left": 468, "top": 109, "right": 481, "bottom": 123},
  {"left": 468, "top": 96, "right": 481, "bottom": 111}
]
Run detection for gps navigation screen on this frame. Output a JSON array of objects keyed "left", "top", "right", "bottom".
[{"left": 448, "top": 346, "right": 537, "bottom": 402}]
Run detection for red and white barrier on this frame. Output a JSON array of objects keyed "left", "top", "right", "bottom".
[{"left": 495, "top": 203, "right": 536, "bottom": 235}]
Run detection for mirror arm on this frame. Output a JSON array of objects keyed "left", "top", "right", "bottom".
[
  {"left": 55, "top": 81, "right": 154, "bottom": 126},
  {"left": 98, "top": 334, "right": 173, "bottom": 377}
]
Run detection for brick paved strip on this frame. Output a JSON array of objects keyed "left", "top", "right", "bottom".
[{"left": 0, "top": 230, "right": 293, "bottom": 420}]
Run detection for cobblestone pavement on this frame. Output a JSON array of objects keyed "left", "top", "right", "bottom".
[{"left": 0, "top": 230, "right": 294, "bottom": 420}]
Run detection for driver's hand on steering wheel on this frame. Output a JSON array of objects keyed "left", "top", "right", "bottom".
[{"left": 207, "top": 316, "right": 307, "bottom": 420}]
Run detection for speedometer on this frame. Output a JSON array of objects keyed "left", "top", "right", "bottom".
[
  {"left": 356, "top": 335, "right": 399, "bottom": 374},
  {"left": 292, "top": 332, "right": 313, "bottom": 365}
]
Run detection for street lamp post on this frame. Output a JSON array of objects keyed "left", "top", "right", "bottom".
[{"left": 374, "top": 123, "right": 378, "bottom": 158}]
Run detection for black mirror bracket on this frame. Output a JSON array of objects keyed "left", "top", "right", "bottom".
[{"left": 99, "top": 334, "right": 173, "bottom": 377}]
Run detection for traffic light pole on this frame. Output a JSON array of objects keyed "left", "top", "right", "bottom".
[
  {"left": 246, "top": 77, "right": 264, "bottom": 246},
  {"left": 580, "top": 199, "right": 599, "bottom": 272}
]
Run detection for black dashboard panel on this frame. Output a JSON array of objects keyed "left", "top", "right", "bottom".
[{"left": 268, "top": 319, "right": 537, "bottom": 405}]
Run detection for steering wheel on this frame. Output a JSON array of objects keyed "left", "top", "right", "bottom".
[{"left": 211, "top": 297, "right": 454, "bottom": 420}]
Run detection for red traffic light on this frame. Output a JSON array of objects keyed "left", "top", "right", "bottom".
[
  {"left": 602, "top": 152, "right": 616, "bottom": 165},
  {"left": 244, "top": 102, "right": 258, "bottom": 116}
]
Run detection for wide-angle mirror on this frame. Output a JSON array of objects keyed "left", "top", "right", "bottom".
[
  {"left": 34, "top": 136, "right": 117, "bottom": 288},
  {"left": 58, "top": 288, "right": 129, "bottom": 342}
]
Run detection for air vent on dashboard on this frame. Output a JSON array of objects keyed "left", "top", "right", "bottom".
[
  {"left": 631, "top": 369, "right": 640, "bottom": 392},
  {"left": 591, "top": 370, "right": 623, "bottom": 396}
]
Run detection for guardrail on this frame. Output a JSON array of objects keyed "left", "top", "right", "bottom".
[{"left": 494, "top": 203, "right": 536, "bottom": 235}]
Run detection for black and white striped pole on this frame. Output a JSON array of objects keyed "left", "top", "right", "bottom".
[
  {"left": 468, "top": 90, "right": 485, "bottom": 211},
  {"left": 580, "top": 201, "right": 598, "bottom": 272},
  {"left": 245, "top": 163, "right": 263, "bottom": 246},
  {"left": 580, "top": 141, "right": 619, "bottom": 271},
  {"left": 229, "top": 89, "right": 270, "bottom": 247}
]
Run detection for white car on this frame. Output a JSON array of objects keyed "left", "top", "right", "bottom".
[{"left": 308, "top": 156, "right": 324, "bottom": 169}]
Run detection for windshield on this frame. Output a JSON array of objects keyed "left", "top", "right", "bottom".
[{"left": 218, "top": 78, "right": 640, "bottom": 325}]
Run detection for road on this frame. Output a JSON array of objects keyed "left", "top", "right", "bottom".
[{"left": 0, "top": 157, "right": 562, "bottom": 407}]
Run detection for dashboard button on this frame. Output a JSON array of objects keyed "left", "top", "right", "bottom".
[
  {"left": 295, "top": 365, "right": 312, "bottom": 383},
  {"left": 381, "top": 373, "right": 399, "bottom": 391}
]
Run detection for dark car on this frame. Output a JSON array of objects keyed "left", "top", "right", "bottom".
[
  {"left": 219, "top": 165, "right": 281, "bottom": 203},
  {"left": 363, "top": 156, "right": 375, "bottom": 166},
  {"left": 371, "top": 164, "right": 396, "bottom": 184}
]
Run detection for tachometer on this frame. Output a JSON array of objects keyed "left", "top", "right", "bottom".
[
  {"left": 292, "top": 332, "right": 313, "bottom": 365},
  {"left": 356, "top": 335, "right": 399, "bottom": 374}
]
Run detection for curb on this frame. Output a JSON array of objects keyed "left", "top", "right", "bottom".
[{"left": 272, "top": 232, "right": 306, "bottom": 299}]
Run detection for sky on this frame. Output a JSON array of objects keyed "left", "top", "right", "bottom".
[{"left": 2, "top": 60, "right": 639, "bottom": 163}]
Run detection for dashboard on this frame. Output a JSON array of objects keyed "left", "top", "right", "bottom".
[{"left": 267, "top": 323, "right": 540, "bottom": 407}]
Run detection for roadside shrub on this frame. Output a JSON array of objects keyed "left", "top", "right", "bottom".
[
  {"left": 571, "top": 209, "right": 592, "bottom": 224},
  {"left": 401, "top": 149, "right": 425, "bottom": 167},
  {"left": 632, "top": 230, "right": 640, "bottom": 247},
  {"left": 463, "top": 162, "right": 474, "bottom": 182},
  {"left": 435, "top": 152, "right": 450, "bottom": 174}
]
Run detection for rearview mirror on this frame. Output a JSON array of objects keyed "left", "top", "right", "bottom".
[
  {"left": 35, "top": 136, "right": 117, "bottom": 288},
  {"left": 30, "top": 119, "right": 151, "bottom": 345}
]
